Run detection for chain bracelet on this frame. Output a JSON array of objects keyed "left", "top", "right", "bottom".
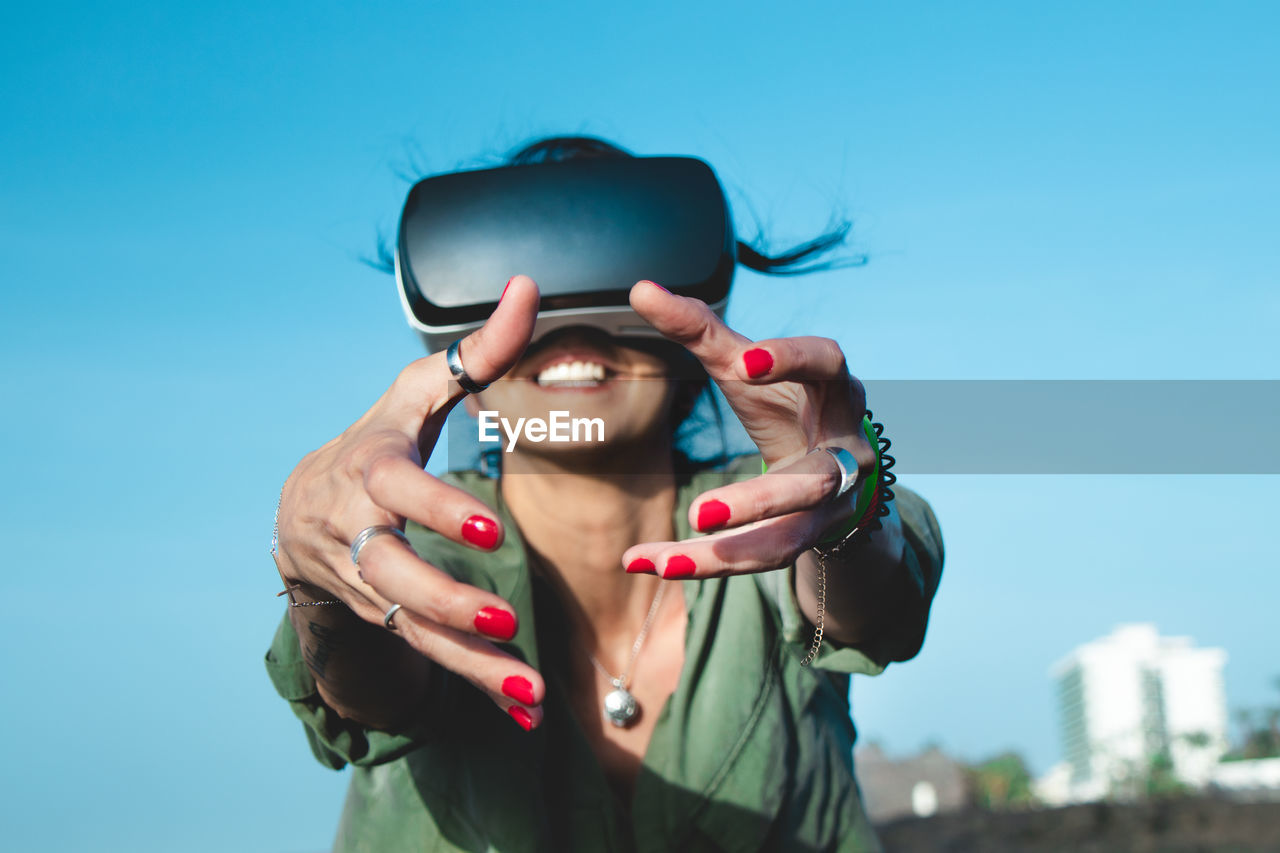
[
  {"left": 799, "top": 527, "right": 859, "bottom": 667},
  {"left": 799, "top": 414, "right": 897, "bottom": 667},
  {"left": 800, "top": 549, "right": 829, "bottom": 667}
]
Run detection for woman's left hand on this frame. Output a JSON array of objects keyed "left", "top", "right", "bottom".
[{"left": 622, "top": 280, "right": 878, "bottom": 579}]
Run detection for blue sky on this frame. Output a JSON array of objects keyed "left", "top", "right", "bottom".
[{"left": 2, "top": 1, "right": 1277, "bottom": 850}]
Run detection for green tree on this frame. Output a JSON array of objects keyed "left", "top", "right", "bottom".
[
  {"left": 1181, "top": 730, "right": 1211, "bottom": 749},
  {"left": 1224, "top": 675, "right": 1280, "bottom": 761},
  {"left": 1143, "top": 750, "right": 1188, "bottom": 799},
  {"left": 968, "top": 752, "right": 1038, "bottom": 810}
]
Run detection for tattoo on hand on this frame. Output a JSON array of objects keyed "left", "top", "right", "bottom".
[{"left": 304, "top": 620, "right": 344, "bottom": 681}]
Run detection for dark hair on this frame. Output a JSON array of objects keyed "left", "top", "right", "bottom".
[{"left": 367, "top": 134, "right": 865, "bottom": 275}]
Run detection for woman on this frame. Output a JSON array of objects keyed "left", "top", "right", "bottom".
[{"left": 267, "top": 137, "right": 943, "bottom": 852}]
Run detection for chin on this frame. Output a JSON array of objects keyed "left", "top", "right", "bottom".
[{"left": 510, "top": 426, "right": 675, "bottom": 473}]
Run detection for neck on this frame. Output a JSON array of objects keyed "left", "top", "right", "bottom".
[{"left": 499, "top": 441, "right": 680, "bottom": 663}]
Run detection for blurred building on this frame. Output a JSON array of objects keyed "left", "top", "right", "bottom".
[
  {"left": 856, "top": 744, "right": 969, "bottom": 822},
  {"left": 1210, "top": 757, "right": 1280, "bottom": 799},
  {"left": 1039, "top": 623, "right": 1229, "bottom": 804}
]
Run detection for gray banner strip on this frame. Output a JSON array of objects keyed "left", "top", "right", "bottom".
[
  {"left": 443, "top": 380, "right": 1280, "bottom": 474},
  {"left": 864, "top": 380, "right": 1279, "bottom": 474}
]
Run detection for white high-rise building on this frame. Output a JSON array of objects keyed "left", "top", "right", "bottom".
[{"left": 1044, "top": 624, "right": 1228, "bottom": 802}]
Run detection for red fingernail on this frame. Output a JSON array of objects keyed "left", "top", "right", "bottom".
[
  {"left": 501, "top": 277, "right": 514, "bottom": 300},
  {"left": 462, "top": 515, "right": 499, "bottom": 550},
  {"left": 502, "top": 675, "right": 536, "bottom": 705},
  {"left": 663, "top": 555, "right": 697, "bottom": 579},
  {"left": 743, "top": 348, "right": 773, "bottom": 378},
  {"left": 642, "top": 280, "right": 670, "bottom": 294},
  {"left": 508, "top": 705, "right": 534, "bottom": 731},
  {"left": 626, "top": 557, "right": 656, "bottom": 574},
  {"left": 475, "top": 607, "right": 517, "bottom": 641},
  {"left": 696, "top": 499, "right": 731, "bottom": 532}
]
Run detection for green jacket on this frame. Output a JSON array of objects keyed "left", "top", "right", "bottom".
[{"left": 266, "top": 456, "right": 944, "bottom": 852}]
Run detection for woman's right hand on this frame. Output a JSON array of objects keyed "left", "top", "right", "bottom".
[{"left": 272, "top": 276, "right": 546, "bottom": 730}]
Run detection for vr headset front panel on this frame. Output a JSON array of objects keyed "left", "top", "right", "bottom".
[{"left": 397, "top": 157, "right": 736, "bottom": 332}]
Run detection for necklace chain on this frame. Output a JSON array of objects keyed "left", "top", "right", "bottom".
[{"left": 588, "top": 581, "right": 668, "bottom": 689}]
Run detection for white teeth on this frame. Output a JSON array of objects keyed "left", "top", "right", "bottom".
[{"left": 537, "top": 361, "right": 606, "bottom": 385}]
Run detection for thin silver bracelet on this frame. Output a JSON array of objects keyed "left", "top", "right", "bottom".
[
  {"left": 271, "top": 485, "right": 343, "bottom": 607},
  {"left": 276, "top": 584, "right": 344, "bottom": 607},
  {"left": 270, "top": 489, "right": 281, "bottom": 557}
]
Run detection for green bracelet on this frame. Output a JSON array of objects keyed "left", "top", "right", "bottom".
[{"left": 761, "top": 415, "right": 881, "bottom": 545}]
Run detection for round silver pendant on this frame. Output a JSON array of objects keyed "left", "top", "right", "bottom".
[{"left": 603, "top": 686, "right": 639, "bottom": 727}]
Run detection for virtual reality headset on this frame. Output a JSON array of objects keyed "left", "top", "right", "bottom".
[{"left": 395, "top": 156, "right": 736, "bottom": 353}]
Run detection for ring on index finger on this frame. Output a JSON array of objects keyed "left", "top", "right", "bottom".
[
  {"left": 446, "top": 339, "right": 489, "bottom": 394},
  {"left": 819, "top": 446, "right": 860, "bottom": 501},
  {"left": 350, "top": 525, "right": 411, "bottom": 566}
]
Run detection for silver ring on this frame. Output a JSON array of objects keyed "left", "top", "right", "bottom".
[
  {"left": 383, "top": 603, "right": 403, "bottom": 630},
  {"left": 350, "top": 525, "right": 411, "bottom": 566},
  {"left": 820, "top": 446, "right": 860, "bottom": 500},
  {"left": 446, "top": 339, "right": 488, "bottom": 394}
]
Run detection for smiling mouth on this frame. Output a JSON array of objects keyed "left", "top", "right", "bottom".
[{"left": 534, "top": 360, "right": 612, "bottom": 388}]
